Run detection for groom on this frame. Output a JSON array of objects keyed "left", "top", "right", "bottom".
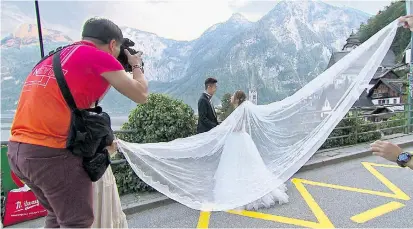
[{"left": 197, "top": 77, "right": 219, "bottom": 133}]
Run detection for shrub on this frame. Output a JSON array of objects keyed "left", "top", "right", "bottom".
[
  {"left": 377, "top": 112, "right": 406, "bottom": 135},
  {"left": 113, "top": 93, "right": 197, "bottom": 194},
  {"left": 321, "top": 112, "right": 381, "bottom": 149}
]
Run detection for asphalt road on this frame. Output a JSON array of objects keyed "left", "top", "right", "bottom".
[
  {"left": 126, "top": 153, "right": 413, "bottom": 228},
  {"left": 6, "top": 150, "right": 413, "bottom": 228}
]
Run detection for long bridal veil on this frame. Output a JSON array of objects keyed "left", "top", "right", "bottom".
[{"left": 117, "top": 20, "right": 400, "bottom": 211}]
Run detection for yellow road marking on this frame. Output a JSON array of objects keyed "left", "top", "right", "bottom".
[
  {"left": 362, "top": 162, "right": 410, "bottom": 200},
  {"left": 197, "top": 162, "right": 409, "bottom": 228},
  {"left": 350, "top": 201, "right": 405, "bottom": 223},
  {"left": 197, "top": 211, "right": 211, "bottom": 228},
  {"left": 228, "top": 209, "right": 331, "bottom": 228},
  {"left": 292, "top": 179, "right": 335, "bottom": 228}
]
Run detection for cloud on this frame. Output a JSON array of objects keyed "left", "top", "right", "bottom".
[
  {"left": 2, "top": 0, "right": 394, "bottom": 41},
  {"left": 98, "top": 0, "right": 235, "bottom": 41}
]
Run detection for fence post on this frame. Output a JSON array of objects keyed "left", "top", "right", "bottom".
[
  {"left": 407, "top": 1, "right": 413, "bottom": 134},
  {"left": 405, "top": 103, "right": 409, "bottom": 134},
  {"left": 354, "top": 108, "right": 359, "bottom": 144}
]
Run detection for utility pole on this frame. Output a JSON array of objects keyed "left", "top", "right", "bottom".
[
  {"left": 34, "top": 0, "right": 45, "bottom": 58},
  {"left": 407, "top": 0, "right": 413, "bottom": 132}
]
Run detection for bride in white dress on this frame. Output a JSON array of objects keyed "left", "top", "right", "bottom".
[
  {"left": 91, "top": 141, "right": 128, "bottom": 228},
  {"left": 213, "top": 90, "right": 289, "bottom": 211}
]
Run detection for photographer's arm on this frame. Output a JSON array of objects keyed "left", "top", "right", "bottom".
[
  {"left": 101, "top": 49, "right": 148, "bottom": 104},
  {"left": 102, "top": 68, "right": 148, "bottom": 104}
]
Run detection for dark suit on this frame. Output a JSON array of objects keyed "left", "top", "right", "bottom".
[{"left": 197, "top": 93, "right": 218, "bottom": 134}]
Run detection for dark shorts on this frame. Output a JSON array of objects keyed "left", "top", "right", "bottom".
[{"left": 7, "top": 141, "right": 94, "bottom": 228}]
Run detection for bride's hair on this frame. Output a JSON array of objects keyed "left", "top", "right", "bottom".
[{"left": 234, "top": 90, "right": 247, "bottom": 106}]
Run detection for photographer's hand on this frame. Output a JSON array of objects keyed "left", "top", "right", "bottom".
[
  {"left": 124, "top": 49, "right": 146, "bottom": 81},
  {"left": 102, "top": 50, "right": 149, "bottom": 104},
  {"left": 124, "top": 49, "right": 143, "bottom": 67}
]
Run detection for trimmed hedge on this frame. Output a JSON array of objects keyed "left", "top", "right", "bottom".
[{"left": 113, "top": 93, "right": 197, "bottom": 194}]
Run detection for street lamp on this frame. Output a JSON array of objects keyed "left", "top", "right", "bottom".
[{"left": 34, "top": 0, "right": 45, "bottom": 58}]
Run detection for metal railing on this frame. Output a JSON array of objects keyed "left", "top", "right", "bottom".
[{"left": 2, "top": 103, "right": 413, "bottom": 165}]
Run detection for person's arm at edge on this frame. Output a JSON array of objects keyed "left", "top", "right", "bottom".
[{"left": 406, "top": 158, "right": 413, "bottom": 170}]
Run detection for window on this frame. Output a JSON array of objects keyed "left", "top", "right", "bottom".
[
  {"left": 393, "top": 99, "right": 397, "bottom": 104},
  {"left": 378, "top": 99, "right": 388, "bottom": 105}
]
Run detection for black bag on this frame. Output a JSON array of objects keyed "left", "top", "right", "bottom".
[{"left": 51, "top": 49, "right": 113, "bottom": 182}]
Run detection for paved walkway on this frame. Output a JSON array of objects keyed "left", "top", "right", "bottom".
[
  {"left": 5, "top": 134, "right": 413, "bottom": 228},
  {"left": 10, "top": 154, "right": 413, "bottom": 228}
]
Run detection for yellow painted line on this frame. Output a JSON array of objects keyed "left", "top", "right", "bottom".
[
  {"left": 295, "top": 178, "right": 400, "bottom": 199},
  {"left": 197, "top": 211, "right": 211, "bottom": 228},
  {"left": 228, "top": 209, "right": 327, "bottom": 229},
  {"left": 226, "top": 179, "right": 335, "bottom": 229},
  {"left": 362, "top": 162, "right": 410, "bottom": 201},
  {"left": 351, "top": 201, "right": 405, "bottom": 223},
  {"left": 201, "top": 161, "right": 408, "bottom": 228},
  {"left": 364, "top": 162, "right": 399, "bottom": 168},
  {"left": 292, "top": 179, "right": 335, "bottom": 228}
]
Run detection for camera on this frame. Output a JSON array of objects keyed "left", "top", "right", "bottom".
[{"left": 117, "top": 38, "right": 144, "bottom": 73}]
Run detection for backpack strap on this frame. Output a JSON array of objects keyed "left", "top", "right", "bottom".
[
  {"left": 52, "top": 50, "right": 78, "bottom": 111},
  {"left": 33, "top": 44, "right": 77, "bottom": 70}
]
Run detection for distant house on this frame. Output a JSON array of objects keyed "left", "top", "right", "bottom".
[
  {"left": 353, "top": 89, "right": 375, "bottom": 107},
  {"left": 318, "top": 81, "right": 352, "bottom": 118},
  {"left": 324, "top": 31, "right": 399, "bottom": 113},
  {"left": 368, "top": 69, "right": 399, "bottom": 87},
  {"left": 326, "top": 31, "right": 396, "bottom": 70},
  {"left": 366, "top": 106, "right": 404, "bottom": 122},
  {"left": 367, "top": 78, "right": 404, "bottom": 105}
]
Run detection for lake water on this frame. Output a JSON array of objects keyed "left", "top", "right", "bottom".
[{"left": 1, "top": 114, "right": 129, "bottom": 142}]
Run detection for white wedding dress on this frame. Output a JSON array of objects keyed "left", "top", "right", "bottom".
[
  {"left": 117, "top": 20, "right": 399, "bottom": 211},
  {"left": 213, "top": 113, "right": 289, "bottom": 211},
  {"left": 91, "top": 166, "right": 128, "bottom": 228}
]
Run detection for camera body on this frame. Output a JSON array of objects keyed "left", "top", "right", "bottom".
[{"left": 117, "top": 38, "right": 144, "bottom": 72}]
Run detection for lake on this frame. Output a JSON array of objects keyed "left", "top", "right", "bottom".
[{"left": 1, "top": 115, "right": 129, "bottom": 142}]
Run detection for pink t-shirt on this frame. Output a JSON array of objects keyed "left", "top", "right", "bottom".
[{"left": 10, "top": 41, "right": 124, "bottom": 148}]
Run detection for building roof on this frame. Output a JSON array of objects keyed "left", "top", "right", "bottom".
[
  {"left": 326, "top": 49, "right": 397, "bottom": 69},
  {"left": 353, "top": 89, "right": 374, "bottom": 107},
  {"left": 370, "top": 105, "right": 404, "bottom": 114},
  {"left": 342, "top": 31, "right": 361, "bottom": 50},
  {"left": 326, "top": 51, "right": 349, "bottom": 69},
  {"left": 381, "top": 79, "right": 404, "bottom": 94},
  {"left": 367, "top": 78, "right": 404, "bottom": 97}
]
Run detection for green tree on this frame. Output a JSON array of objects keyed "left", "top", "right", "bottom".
[
  {"left": 219, "top": 93, "right": 234, "bottom": 121},
  {"left": 113, "top": 93, "right": 197, "bottom": 194},
  {"left": 358, "top": 1, "right": 409, "bottom": 61}
]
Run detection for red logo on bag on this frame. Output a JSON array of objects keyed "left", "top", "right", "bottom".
[
  {"left": 14, "top": 199, "right": 41, "bottom": 212},
  {"left": 3, "top": 188, "right": 47, "bottom": 226}
]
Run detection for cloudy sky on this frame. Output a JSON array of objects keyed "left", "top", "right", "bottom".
[
  {"left": 98, "top": 0, "right": 394, "bottom": 40},
  {"left": 2, "top": 0, "right": 396, "bottom": 41}
]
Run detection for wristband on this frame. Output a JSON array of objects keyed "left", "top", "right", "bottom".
[{"left": 132, "top": 64, "right": 144, "bottom": 73}]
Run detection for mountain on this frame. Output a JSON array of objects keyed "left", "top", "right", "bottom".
[
  {"left": 1, "top": 0, "right": 370, "bottom": 114},
  {"left": 1, "top": 23, "right": 73, "bottom": 48},
  {"left": 147, "top": 0, "right": 371, "bottom": 108}
]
